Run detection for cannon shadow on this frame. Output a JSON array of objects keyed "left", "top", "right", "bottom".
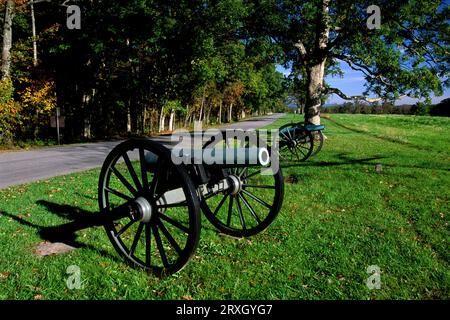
[
  {"left": 1, "top": 202, "right": 122, "bottom": 263},
  {"left": 280, "top": 154, "right": 388, "bottom": 169},
  {"left": 324, "top": 117, "right": 441, "bottom": 153}
]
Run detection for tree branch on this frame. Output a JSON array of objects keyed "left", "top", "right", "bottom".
[
  {"left": 18, "top": 0, "right": 70, "bottom": 10},
  {"left": 333, "top": 54, "right": 399, "bottom": 89},
  {"left": 294, "top": 40, "right": 308, "bottom": 60},
  {"left": 325, "top": 87, "right": 406, "bottom": 103}
]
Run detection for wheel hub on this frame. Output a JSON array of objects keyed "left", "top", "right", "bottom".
[
  {"left": 228, "top": 174, "right": 242, "bottom": 195},
  {"left": 134, "top": 196, "right": 153, "bottom": 223}
]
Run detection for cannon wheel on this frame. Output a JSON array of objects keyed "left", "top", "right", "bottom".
[
  {"left": 200, "top": 133, "right": 284, "bottom": 237},
  {"left": 279, "top": 123, "right": 314, "bottom": 162},
  {"left": 311, "top": 130, "right": 324, "bottom": 157},
  {"left": 98, "top": 139, "right": 201, "bottom": 275}
]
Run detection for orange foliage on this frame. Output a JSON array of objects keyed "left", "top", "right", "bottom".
[{"left": 18, "top": 77, "right": 56, "bottom": 120}]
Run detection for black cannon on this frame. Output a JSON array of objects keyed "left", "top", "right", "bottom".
[
  {"left": 278, "top": 122, "right": 325, "bottom": 162},
  {"left": 97, "top": 131, "right": 284, "bottom": 275}
]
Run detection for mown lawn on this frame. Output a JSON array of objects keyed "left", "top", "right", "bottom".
[{"left": 0, "top": 113, "right": 448, "bottom": 299}]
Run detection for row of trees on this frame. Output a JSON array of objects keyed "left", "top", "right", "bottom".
[
  {"left": 1, "top": 0, "right": 449, "bottom": 144},
  {"left": 1, "top": 0, "right": 289, "bottom": 143}
]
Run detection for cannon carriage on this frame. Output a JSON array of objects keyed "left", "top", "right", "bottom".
[
  {"left": 97, "top": 131, "right": 284, "bottom": 275},
  {"left": 278, "top": 122, "right": 325, "bottom": 162}
]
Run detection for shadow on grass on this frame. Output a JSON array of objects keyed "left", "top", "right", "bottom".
[
  {"left": 281, "top": 154, "right": 388, "bottom": 169},
  {"left": 0, "top": 201, "right": 122, "bottom": 263},
  {"left": 281, "top": 152, "right": 449, "bottom": 172},
  {"left": 325, "top": 116, "right": 436, "bottom": 153}
]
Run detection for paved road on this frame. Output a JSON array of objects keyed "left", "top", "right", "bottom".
[{"left": 0, "top": 113, "right": 284, "bottom": 189}]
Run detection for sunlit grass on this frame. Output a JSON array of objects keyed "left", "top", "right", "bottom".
[{"left": 0, "top": 113, "right": 448, "bottom": 299}]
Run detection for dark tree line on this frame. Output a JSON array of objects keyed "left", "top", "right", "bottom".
[
  {"left": 1, "top": 0, "right": 448, "bottom": 144},
  {"left": 1, "top": 0, "right": 289, "bottom": 143}
]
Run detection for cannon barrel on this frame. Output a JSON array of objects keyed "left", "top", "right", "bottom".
[{"left": 146, "top": 146, "right": 271, "bottom": 167}]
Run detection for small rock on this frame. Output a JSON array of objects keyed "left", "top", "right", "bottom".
[
  {"left": 375, "top": 164, "right": 383, "bottom": 173},
  {"left": 35, "top": 242, "right": 77, "bottom": 256},
  {"left": 285, "top": 174, "right": 299, "bottom": 184}
]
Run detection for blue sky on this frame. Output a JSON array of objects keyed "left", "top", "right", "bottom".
[{"left": 278, "top": 63, "right": 450, "bottom": 105}]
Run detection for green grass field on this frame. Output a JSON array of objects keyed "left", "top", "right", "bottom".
[{"left": 0, "top": 114, "right": 448, "bottom": 299}]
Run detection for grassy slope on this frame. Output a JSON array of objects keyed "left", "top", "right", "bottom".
[{"left": 0, "top": 114, "right": 448, "bottom": 299}]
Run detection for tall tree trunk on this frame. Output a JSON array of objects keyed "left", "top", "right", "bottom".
[
  {"left": 184, "top": 104, "right": 190, "bottom": 127},
  {"left": 199, "top": 86, "right": 206, "bottom": 122},
  {"left": 228, "top": 102, "right": 233, "bottom": 123},
  {"left": 305, "top": 60, "right": 326, "bottom": 125},
  {"left": 126, "top": 98, "right": 131, "bottom": 133},
  {"left": 303, "top": 0, "right": 330, "bottom": 125},
  {"left": 205, "top": 104, "right": 211, "bottom": 125},
  {"left": 159, "top": 106, "right": 165, "bottom": 132},
  {"left": 30, "top": 2, "right": 38, "bottom": 67},
  {"left": 218, "top": 100, "right": 222, "bottom": 124},
  {"left": 168, "top": 109, "right": 175, "bottom": 131},
  {"left": 1, "top": 0, "right": 15, "bottom": 80},
  {"left": 82, "top": 92, "right": 92, "bottom": 139}
]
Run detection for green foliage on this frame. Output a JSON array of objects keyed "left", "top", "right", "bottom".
[
  {"left": 429, "top": 98, "right": 450, "bottom": 117},
  {"left": 0, "top": 78, "right": 14, "bottom": 104},
  {"left": 411, "top": 101, "right": 431, "bottom": 116},
  {"left": 2, "top": 0, "right": 448, "bottom": 141},
  {"left": 251, "top": 0, "right": 449, "bottom": 109},
  {"left": 0, "top": 79, "right": 22, "bottom": 145}
]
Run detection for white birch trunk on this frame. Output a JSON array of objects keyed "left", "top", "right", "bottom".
[
  {"left": 1, "top": 0, "right": 15, "bottom": 80},
  {"left": 159, "top": 106, "right": 165, "bottom": 132},
  {"left": 168, "top": 109, "right": 175, "bottom": 131},
  {"left": 31, "top": 2, "right": 38, "bottom": 67}
]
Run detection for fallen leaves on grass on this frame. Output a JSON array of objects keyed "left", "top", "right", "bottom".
[{"left": 0, "top": 272, "right": 10, "bottom": 280}]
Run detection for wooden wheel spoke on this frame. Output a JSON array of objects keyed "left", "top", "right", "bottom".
[
  {"left": 111, "top": 166, "right": 138, "bottom": 196},
  {"left": 238, "top": 167, "right": 248, "bottom": 178},
  {"left": 242, "top": 189, "right": 272, "bottom": 209},
  {"left": 203, "top": 192, "right": 218, "bottom": 201},
  {"left": 130, "top": 222, "right": 144, "bottom": 257},
  {"left": 239, "top": 193, "right": 261, "bottom": 224},
  {"left": 296, "top": 146, "right": 307, "bottom": 156},
  {"left": 159, "top": 213, "right": 189, "bottom": 234},
  {"left": 226, "top": 196, "right": 233, "bottom": 227},
  {"left": 152, "top": 225, "right": 169, "bottom": 268},
  {"left": 105, "top": 187, "right": 133, "bottom": 201},
  {"left": 244, "top": 170, "right": 260, "bottom": 180},
  {"left": 115, "top": 219, "right": 135, "bottom": 238},
  {"left": 149, "top": 159, "right": 163, "bottom": 197},
  {"left": 213, "top": 194, "right": 229, "bottom": 216},
  {"left": 122, "top": 152, "right": 142, "bottom": 191},
  {"left": 158, "top": 219, "right": 182, "bottom": 255},
  {"left": 156, "top": 201, "right": 188, "bottom": 209},
  {"left": 235, "top": 196, "right": 246, "bottom": 230},
  {"left": 145, "top": 224, "right": 151, "bottom": 266},
  {"left": 242, "top": 184, "right": 275, "bottom": 189},
  {"left": 139, "top": 148, "right": 149, "bottom": 190},
  {"left": 280, "top": 131, "right": 290, "bottom": 141},
  {"left": 298, "top": 144, "right": 311, "bottom": 151}
]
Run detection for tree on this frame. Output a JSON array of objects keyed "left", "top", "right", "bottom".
[
  {"left": 1, "top": 0, "right": 15, "bottom": 80},
  {"left": 429, "top": 97, "right": 450, "bottom": 116},
  {"left": 250, "top": 0, "right": 449, "bottom": 124}
]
